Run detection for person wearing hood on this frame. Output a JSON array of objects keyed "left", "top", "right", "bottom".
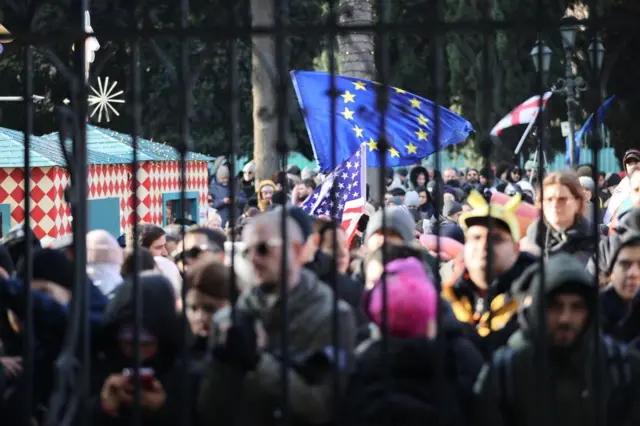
[
  {"left": 404, "top": 190, "right": 422, "bottom": 222},
  {"left": 525, "top": 171, "right": 596, "bottom": 265},
  {"left": 256, "top": 179, "right": 276, "bottom": 212},
  {"left": 394, "top": 167, "right": 409, "bottom": 188},
  {"left": 198, "top": 210, "right": 356, "bottom": 426},
  {"left": 579, "top": 175, "right": 602, "bottom": 225},
  {"left": 442, "top": 191, "right": 537, "bottom": 358},
  {"left": 606, "top": 169, "right": 640, "bottom": 233},
  {"left": 0, "top": 248, "right": 108, "bottom": 423},
  {"left": 588, "top": 207, "right": 640, "bottom": 281},
  {"left": 599, "top": 233, "right": 640, "bottom": 342},
  {"left": 93, "top": 272, "right": 193, "bottom": 426},
  {"left": 87, "top": 230, "right": 124, "bottom": 299},
  {"left": 209, "top": 162, "right": 247, "bottom": 229},
  {"left": 416, "top": 185, "right": 437, "bottom": 220},
  {"left": 473, "top": 253, "right": 640, "bottom": 426},
  {"left": 437, "top": 199, "right": 465, "bottom": 244},
  {"left": 239, "top": 160, "right": 256, "bottom": 199},
  {"left": 343, "top": 257, "right": 483, "bottom": 426},
  {"left": 410, "top": 165, "right": 429, "bottom": 190}
]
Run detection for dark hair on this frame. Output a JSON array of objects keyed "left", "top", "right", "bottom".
[
  {"left": 185, "top": 260, "right": 231, "bottom": 299},
  {"left": 480, "top": 167, "right": 494, "bottom": 180},
  {"left": 121, "top": 247, "right": 156, "bottom": 278},
  {"left": 495, "top": 163, "right": 510, "bottom": 180},
  {"left": 272, "top": 191, "right": 287, "bottom": 205},
  {"left": 186, "top": 227, "right": 226, "bottom": 250},
  {"left": 303, "top": 178, "right": 317, "bottom": 190},
  {"left": 138, "top": 224, "right": 166, "bottom": 249}
]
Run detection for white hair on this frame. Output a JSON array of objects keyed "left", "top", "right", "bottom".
[{"left": 154, "top": 256, "right": 183, "bottom": 298}]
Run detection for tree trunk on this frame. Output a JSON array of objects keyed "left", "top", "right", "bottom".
[
  {"left": 251, "top": 0, "right": 279, "bottom": 182},
  {"left": 338, "top": 0, "right": 375, "bottom": 79},
  {"left": 337, "top": 0, "right": 381, "bottom": 200}
]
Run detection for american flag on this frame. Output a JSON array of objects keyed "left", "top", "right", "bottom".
[
  {"left": 490, "top": 92, "right": 553, "bottom": 136},
  {"left": 302, "top": 144, "right": 367, "bottom": 245}
]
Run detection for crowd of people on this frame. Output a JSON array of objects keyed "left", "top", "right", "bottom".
[{"left": 1, "top": 149, "right": 640, "bottom": 425}]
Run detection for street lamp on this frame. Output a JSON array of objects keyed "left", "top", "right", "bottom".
[
  {"left": 559, "top": 16, "right": 579, "bottom": 51},
  {"left": 530, "top": 17, "right": 605, "bottom": 167},
  {"left": 589, "top": 36, "right": 605, "bottom": 74},
  {"left": 530, "top": 41, "right": 553, "bottom": 82}
]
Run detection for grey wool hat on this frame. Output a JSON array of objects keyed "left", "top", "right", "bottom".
[{"left": 365, "top": 206, "right": 416, "bottom": 244}]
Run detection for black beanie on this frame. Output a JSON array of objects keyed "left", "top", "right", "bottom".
[{"left": 17, "top": 248, "right": 75, "bottom": 291}]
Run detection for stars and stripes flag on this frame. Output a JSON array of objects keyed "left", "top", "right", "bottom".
[
  {"left": 301, "top": 143, "right": 367, "bottom": 245},
  {"left": 490, "top": 92, "right": 553, "bottom": 136}
]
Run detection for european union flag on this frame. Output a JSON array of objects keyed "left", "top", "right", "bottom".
[
  {"left": 565, "top": 95, "right": 615, "bottom": 165},
  {"left": 291, "top": 71, "right": 474, "bottom": 171}
]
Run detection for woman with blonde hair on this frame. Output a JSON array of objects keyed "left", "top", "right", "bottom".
[{"left": 524, "top": 170, "right": 596, "bottom": 264}]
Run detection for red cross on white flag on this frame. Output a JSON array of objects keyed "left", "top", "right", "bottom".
[{"left": 490, "top": 92, "right": 553, "bottom": 136}]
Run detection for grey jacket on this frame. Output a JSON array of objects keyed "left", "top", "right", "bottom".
[{"left": 198, "top": 269, "right": 356, "bottom": 426}]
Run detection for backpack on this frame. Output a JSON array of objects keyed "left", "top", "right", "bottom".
[{"left": 493, "top": 337, "right": 634, "bottom": 425}]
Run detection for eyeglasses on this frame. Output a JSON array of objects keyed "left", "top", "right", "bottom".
[
  {"left": 173, "top": 244, "right": 220, "bottom": 263},
  {"left": 246, "top": 239, "right": 282, "bottom": 257},
  {"left": 543, "top": 196, "right": 575, "bottom": 206}
]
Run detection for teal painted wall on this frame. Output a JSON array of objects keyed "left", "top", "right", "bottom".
[
  {"left": 88, "top": 198, "right": 121, "bottom": 237},
  {"left": 0, "top": 204, "right": 11, "bottom": 238},
  {"left": 162, "top": 192, "right": 199, "bottom": 227}
]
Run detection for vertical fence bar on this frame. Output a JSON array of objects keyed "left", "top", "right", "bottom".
[
  {"left": 480, "top": 0, "right": 495, "bottom": 334},
  {"left": 274, "top": 0, "right": 290, "bottom": 425},
  {"left": 373, "top": 1, "right": 390, "bottom": 424},
  {"left": 73, "top": 2, "right": 91, "bottom": 424},
  {"left": 226, "top": 3, "right": 240, "bottom": 314},
  {"left": 589, "top": 2, "right": 602, "bottom": 425},
  {"left": 21, "top": 23, "right": 34, "bottom": 426},
  {"left": 178, "top": 0, "right": 192, "bottom": 424},
  {"left": 534, "top": 0, "right": 549, "bottom": 422},
  {"left": 326, "top": 0, "right": 340, "bottom": 424},
  {"left": 130, "top": 10, "right": 143, "bottom": 426}
]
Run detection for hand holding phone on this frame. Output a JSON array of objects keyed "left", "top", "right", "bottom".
[{"left": 122, "top": 367, "right": 155, "bottom": 391}]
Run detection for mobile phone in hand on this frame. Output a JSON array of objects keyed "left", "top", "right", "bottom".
[{"left": 122, "top": 367, "right": 155, "bottom": 391}]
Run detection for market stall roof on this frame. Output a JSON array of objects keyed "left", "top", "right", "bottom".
[
  {"left": 43, "top": 125, "right": 214, "bottom": 163},
  {"left": 0, "top": 127, "right": 121, "bottom": 167}
]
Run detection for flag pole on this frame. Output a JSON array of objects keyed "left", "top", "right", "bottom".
[{"left": 513, "top": 108, "right": 540, "bottom": 156}]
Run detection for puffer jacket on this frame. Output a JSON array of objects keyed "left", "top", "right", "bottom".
[{"left": 525, "top": 216, "right": 596, "bottom": 265}]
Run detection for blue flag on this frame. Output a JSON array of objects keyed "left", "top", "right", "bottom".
[
  {"left": 291, "top": 71, "right": 474, "bottom": 171},
  {"left": 565, "top": 95, "right": 615, "bottom": 165}
]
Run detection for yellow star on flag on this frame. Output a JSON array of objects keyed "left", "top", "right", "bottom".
[
  {"left": 410, "top": 98, "right": 422, "bottom": 109},
  {"left": 367, "top": 138, "right": 378, "bottom": 151},
  {"left": 389, "top": 147, "right": 400, "bottom": 158},
  {"left": 405, "top": 142, "right": 418, "bottom": 154},
  {"left": 342, "top": 91, "right": 356, "bottom": 103},
  {"left": 416, "top": 128, "right": 428, "bottom": 140},
  {"left": 353, "top": 125, "right": 364, "bottom": 138},
  {"left": 341, "top": 107, "right": 355, "bottom": 120},
  {"left": 394, "top": 87, "right": 406, "bottom": 94},
  {"left": 353, "top": 81, "right": 366, "bottom": 91},
  {"left": 417, "top": 114, "right": 429, "bottom": 126}
]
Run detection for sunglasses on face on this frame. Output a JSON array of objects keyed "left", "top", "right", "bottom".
[
  {"left": 246, "top": 239, "right": 282, "bottom": 257},
  {"left": 174, "top": 245, "right": 219, "bottom": 263}
]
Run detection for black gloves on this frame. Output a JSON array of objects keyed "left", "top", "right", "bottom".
[{"left": 212, "top": 312, "right": 261, "bottom": 371}]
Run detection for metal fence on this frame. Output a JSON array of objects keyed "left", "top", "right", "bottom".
[{"left": 1, "top": 0, "right": 637, "bottom": 425}]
